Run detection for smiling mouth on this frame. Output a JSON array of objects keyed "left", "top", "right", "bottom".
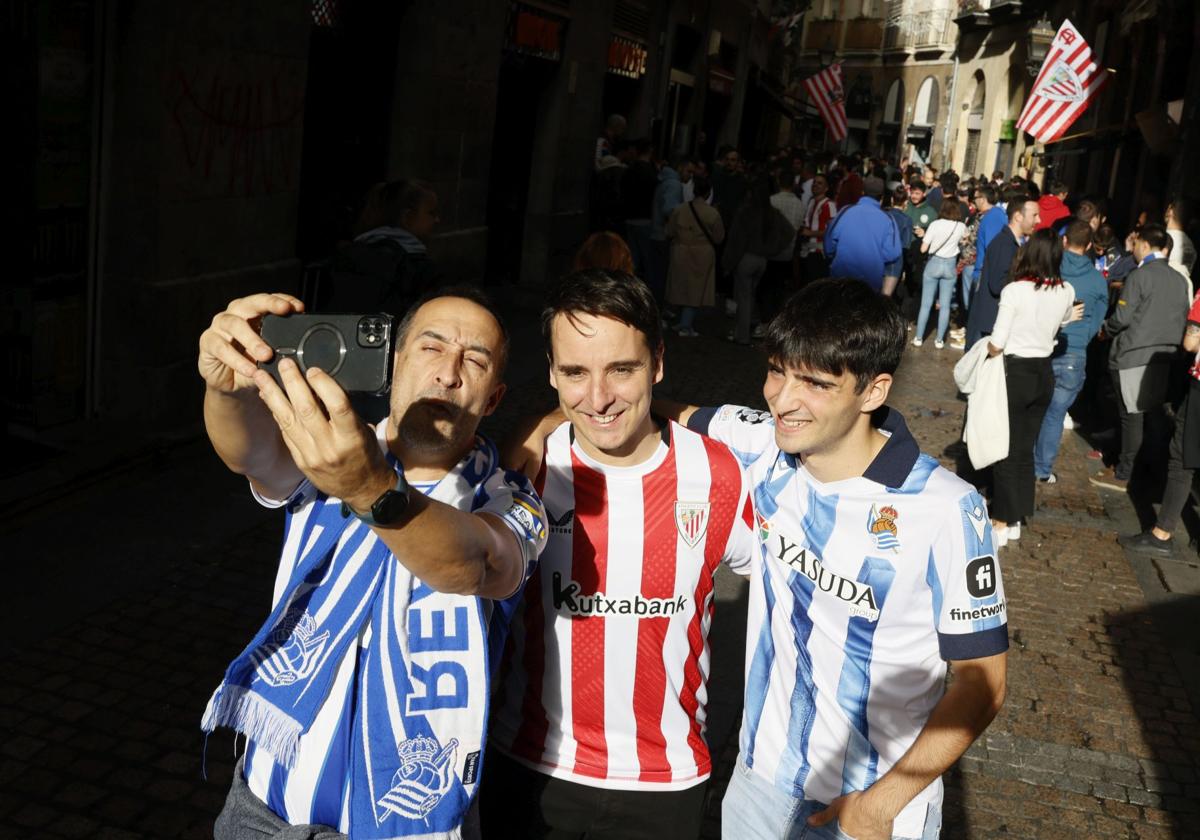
[
  {"left": 583, "top": 410, "right": 623, "bottom": 427},
  {"left": 778, "top": 416, "right": 811, "bottom": 429}
]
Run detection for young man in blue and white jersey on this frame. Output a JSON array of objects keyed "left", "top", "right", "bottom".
[
  {"left": 661, "top": 278, "right": 1008, "bottom": 839},
  {"left": 197, "top": 288, "right": 547, "bottom": 839}
]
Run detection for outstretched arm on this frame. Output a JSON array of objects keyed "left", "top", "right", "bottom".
[
  {"left": 199, "top": 293, "right": 306, "bottom": 500},
  {"left": 255, "top": 359, "right": 540, "bottom": 599}
]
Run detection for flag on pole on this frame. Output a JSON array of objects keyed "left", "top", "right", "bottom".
[
  {"left": 803, "top": 63, "right": 848, "bottom": 143},
  {"left": 1016, "top": 19, "right": 1109, "bottom": 143}
]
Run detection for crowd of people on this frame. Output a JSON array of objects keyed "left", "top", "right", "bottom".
[
  {"left": 191, "top": 112, "right": 1197, "bottom": 840},
  {"left": 586, "top": 118, "right": 1200, "bottom": 556}
]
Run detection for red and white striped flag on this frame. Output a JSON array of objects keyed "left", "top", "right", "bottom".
[
  {"left": 803, "top": 63, "right": 847, "bottom": 143},
  {"left": 1016, "top": 19, "right": 1109, "bottom": 143}
]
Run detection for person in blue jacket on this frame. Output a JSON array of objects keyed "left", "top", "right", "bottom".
[
  {"left": 968, "top": 184, "right": 1007, "bottom": 307},
  {"left": 823, "top": 176, "right": 902, "bottom": 293},
  {"left": 1033, "top": 219, "right": 1110, "bottom": 482}
]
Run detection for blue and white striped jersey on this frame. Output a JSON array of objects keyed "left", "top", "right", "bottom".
[
  {"left": 691, "top": 405, "right": 1007, "bottom": 838},
  {"left": 242, "top": 429, "right": 546, "bottom": 836}
]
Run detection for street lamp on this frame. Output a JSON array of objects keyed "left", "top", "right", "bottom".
[{"left": 1026, "top": 15, "right": 1056, "bottom": 76}]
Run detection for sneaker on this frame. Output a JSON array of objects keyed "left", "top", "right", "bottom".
[
  {"left": 949, "top": 327, "right": 966, "bottom": 339},
  {"left": 1062, "top": 414, "right": 1075, "bottom": 431},
  {"left": 934, "top": 339, "right": 945, "bottom": 349},
  {"left": 992, "top": 523, "right": 1009, "bottom": 547},
  {"left": 1086, "top": 449, "right": 1104, "bottom": 460},
  {"left": 1117, "top": 530, "right": 1174, "bottom": 557},
  {"left": 751, "top": 324, "right": 767, "bottom": 339},
  {"left": 1089, "top": 468, "right": 1129, "bottom": 492},
  {"left": 724, "top": 298, "right": 737, "bottom": 316},
  {"left": 1007, "top": 523, "right": 1021, "bottom": 541},
  {"left": 912, "top": 338, "right": 923, "bottom": 348},
  {"left": 676, "top": 326, "right": 699, "bottom": 337},
  {"left": 1037, "top": 473, "right": 1058, "bottom": 485},
  {"left": 949, "top": 338, "right": 966, "bottom": 350}
]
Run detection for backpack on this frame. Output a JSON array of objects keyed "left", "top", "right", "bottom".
[{"left": 321, "top": 238, "right": 437, "bottom": 318}]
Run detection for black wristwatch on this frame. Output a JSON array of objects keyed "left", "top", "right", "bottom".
[{"left": 343, "top": 470, "right": 411, "bottom": 526}]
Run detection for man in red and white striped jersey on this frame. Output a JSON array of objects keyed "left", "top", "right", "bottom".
[{"left": 482, "top": 269, "right": 756, "bottom": 839}]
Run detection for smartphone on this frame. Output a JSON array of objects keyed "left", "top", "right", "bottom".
[{"left": 259, "top": 313, "right": 394, "bottom": 395}]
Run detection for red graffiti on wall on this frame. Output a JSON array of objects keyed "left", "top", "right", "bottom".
[{"left": 166, "top": 62, "right": 305, "bottom": 197}]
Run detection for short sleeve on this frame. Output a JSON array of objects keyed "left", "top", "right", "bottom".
[
  {"left": 250, "top": 477, "right": 312, "bottom": 510},
  {"left": 928, "top": 490, "right": 1009, "bottom": 661},
  {"left": 687, "top": 404, "right": 777, "bottom": 468},
  {"left": 723, "top": 467, "right": 758, "bottom": 577},
  {"left": 476, "top": 468, "right": 549, "bottom": 589}
]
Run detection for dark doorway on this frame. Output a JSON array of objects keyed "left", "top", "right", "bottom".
[
  {"left": 484, "top": 52, "right": 555, "bottom": 285},
  {"left": 294, "top": 3, "right": 404, "bottom": 264}
]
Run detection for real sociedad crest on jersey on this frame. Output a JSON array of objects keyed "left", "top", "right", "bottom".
[
  {"left": 867, "top": 504, "right": 901, "bottom": 553},
  {"left": 675, "top": 501, "right": 710, "bottom": 548}
]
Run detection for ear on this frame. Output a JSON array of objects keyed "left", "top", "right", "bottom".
[
  {"left": 860, "top": 373, "right": 893, "bottom": 414},
  {"left": 652, "top": 342, "right": 665, "bottom": 385},
  {"left": 547, "top": 353, "right": 558, "bottom": 391},
  {"left": 482, "top": 382, "right": 507, "bottom": 417}
]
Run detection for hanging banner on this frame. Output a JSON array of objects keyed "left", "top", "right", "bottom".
[{"left": 1016, "top": 19, "right": 1109, "bottom": 143}]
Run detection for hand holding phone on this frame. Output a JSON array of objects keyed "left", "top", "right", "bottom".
[{"left": 259, "top": 314, "right": 394, "bottom": 395}]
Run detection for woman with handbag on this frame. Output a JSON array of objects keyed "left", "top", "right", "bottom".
[
  {"left": 913, "top": 200, "right": 968, "bottom": 348},
  {"left": 665, "top": 175, "right": 725, "bottom": 336},
  {"left": 987, "top": 229, "right": 1082, "bottom": 545}
]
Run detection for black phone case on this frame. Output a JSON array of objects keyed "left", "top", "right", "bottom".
[{"left": 259, "top": 313, "right": 394, "bottom": 395}]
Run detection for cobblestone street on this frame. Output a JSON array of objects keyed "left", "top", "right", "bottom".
[{"left": 3, "top": 301, "right": 1199, "bottom": 839}]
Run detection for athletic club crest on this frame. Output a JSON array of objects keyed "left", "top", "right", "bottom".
[
  {"left": 867, "top": 504, "right": 901, "bottom": 552},
  {"left": 675, "top": 502, "right": 710, "bottom": 548},
  {"left": 1035, "top": 60, "right": 1085, "bottom": 103}
]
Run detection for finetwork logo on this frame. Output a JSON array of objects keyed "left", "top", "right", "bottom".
[
  {"left": 552, "top": 572, "right": 687, "bottom": 618},
  {"left": 768, "top": 528, "right": 881, "bottom": 621},
  {"left": 949, "top": 600, "right": 1007, "bottom": 623}
]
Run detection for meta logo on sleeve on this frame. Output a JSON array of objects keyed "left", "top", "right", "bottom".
[{"left": 965, "top": 555, "right": 998, "bottom": 598}]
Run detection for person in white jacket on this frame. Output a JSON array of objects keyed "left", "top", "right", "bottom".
[{"left": 985, "top": 230, "right": 1082, "bottom": 545}]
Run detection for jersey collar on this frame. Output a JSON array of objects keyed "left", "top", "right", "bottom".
[{"left": 862, "top": 406, "right": 920, "bottom": 489}]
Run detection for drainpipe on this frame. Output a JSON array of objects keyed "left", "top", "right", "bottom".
[{"left": 943, "top": 50, "right": 959, "bottom": 171}]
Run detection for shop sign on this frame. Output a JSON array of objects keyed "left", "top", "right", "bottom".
[
  {"left": 608, "top": 35, "right": 647, "bottom": 78},
  {"left": 509, "top": 6, "right": 565, "bottom": 61}
]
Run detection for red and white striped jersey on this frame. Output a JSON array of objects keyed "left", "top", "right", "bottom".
[{"left": 490, "top": 420, "right": 756, "bottom": 790}]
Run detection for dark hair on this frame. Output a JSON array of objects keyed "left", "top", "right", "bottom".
[
  {"left": 1049, "top": 180, "right": 1069, "bottom": 196},
  {"left": 976, "top": 184, "right": 997, "bottom": 205},
  {"left": 1093, "top": 223, "right": 1118, "bottom": 250},
  {"left": 1006, "top": 195, "right": 1033, "bottom": 221},
  {"left": 908, "top": 177, "right": 925, "bottom": 192},
  {"left": 572, "top": 232, "right": 635, "bottom": 274},
  {"left": 940, "top": 173, "right": 959, "bottom": 194},
  {"left": 380, "top": 179, "right": 435, "bottom": 227},
  {"left": 939, "top": 199, "right": 963, "bottom": 221},
  {"left": 763, "top": 278, "right": 907, "bottom": 394},
  {"left": 541, "top": 269, "right": 662, "bottom": 361},
  {"left": 692, "top": 174, "right": 712, "bottom": 199},
  {"left": 1063, "top": 218, "right": 1093, "bottom": 250},
  {"left": 1138, "top": 223, "right": 1171, "bottom": 252},
  {"left": 1076, "top": 199, "right": 1102, "bottom": 223},
  {"left": 396, "top": 285, "right": 510, "bottom": 377},
  {"left": 892, "top": 185, "right": 909, "bottom": 206},
  {"left": 1010, "top": 229, "right": 1063, "bottom": 289},
  {"left": 1168, "top": 197, "right": 1191, "bottom": 226}
]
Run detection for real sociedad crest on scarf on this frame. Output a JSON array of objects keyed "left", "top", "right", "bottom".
[
  {"left": 867, "top": 504, "right": 901, "bottom": 553},
  {"left": 375, "top": 735, "right": 459, "bottom": 823},
  {"left": 675, "top": 501, "right": 710, "bottom": 548},
  {"left": 252, "top": 608, "right": 330, "bottom": 687}
]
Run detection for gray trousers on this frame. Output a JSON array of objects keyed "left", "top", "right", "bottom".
[
  {"left": 213, "top": 756, "right": 346, "bottom": 840},
  {"left": 734, "top": 253, "right": 769, "bottom": 343}
]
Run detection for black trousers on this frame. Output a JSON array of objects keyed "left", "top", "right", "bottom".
[
  {"left": 1157, "top": 377, "right": 1200, "bottom": 532},
  {"left": 992, "top": 356, "right": 1053, "bottom": 524},
  {"left": 479, "top": 748, "right": 708, "bottom": 840}
]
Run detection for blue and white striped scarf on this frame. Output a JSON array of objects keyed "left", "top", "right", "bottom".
[{"left": 203, "top": 441, "right": 501, "bottom": 838}]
